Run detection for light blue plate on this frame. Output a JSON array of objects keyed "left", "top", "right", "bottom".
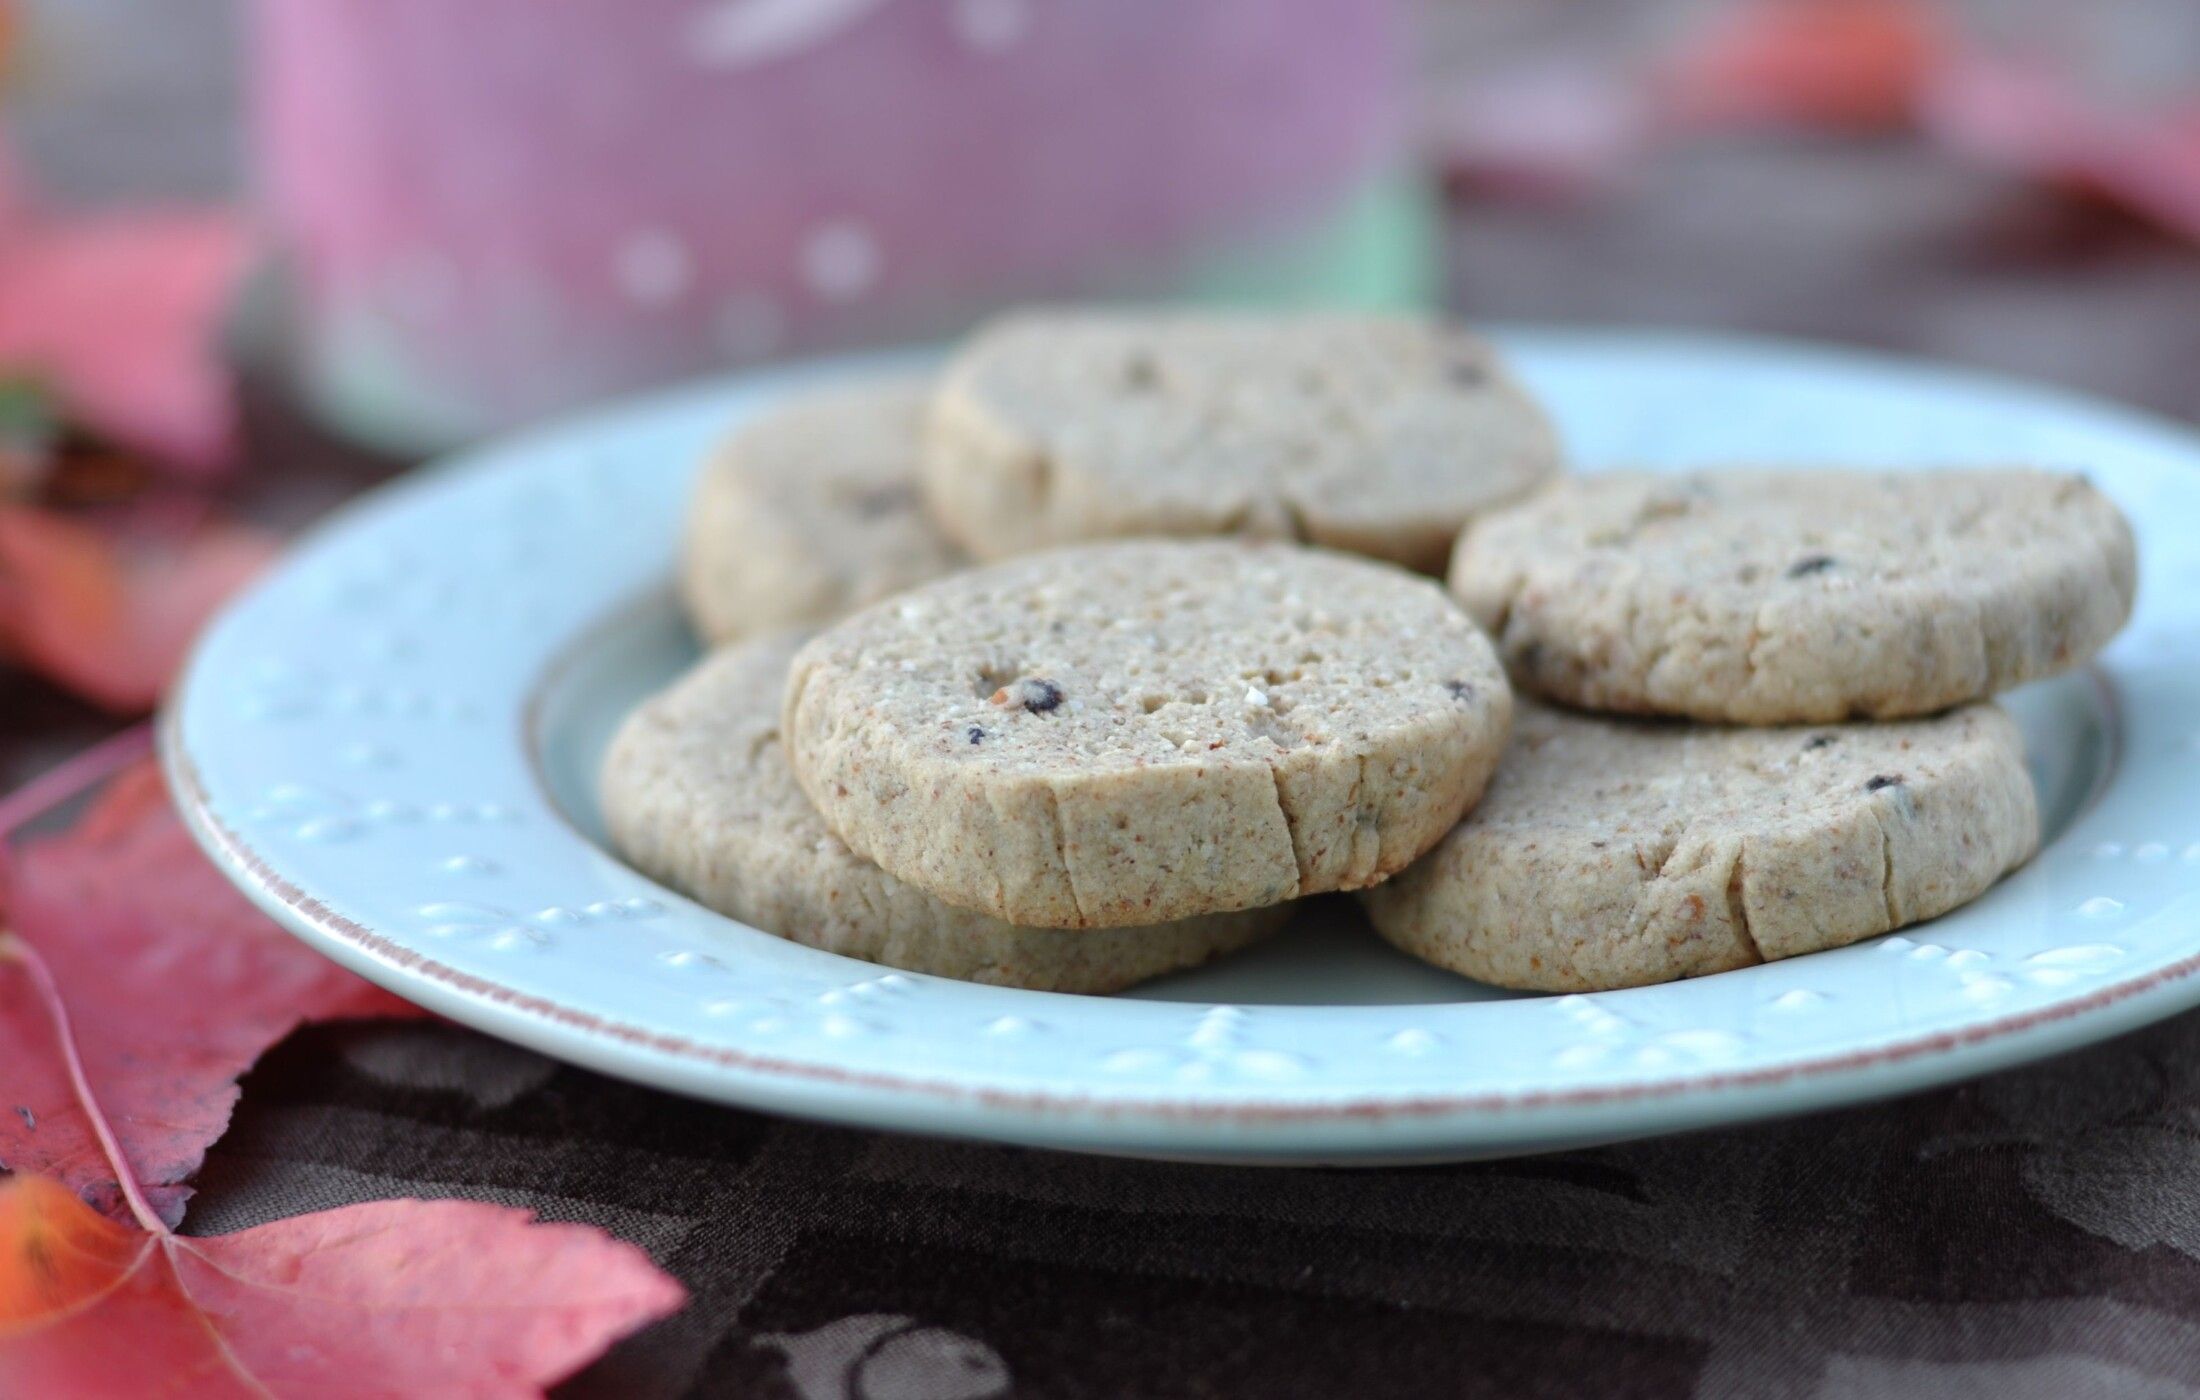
[{"left": 165, "top": 329, "right": 2200, "bottom": 1163}]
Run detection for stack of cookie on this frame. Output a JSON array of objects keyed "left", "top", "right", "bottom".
[
  {"left": 1361, "top": 467, "right": 2136, "bottom": 990},
  {"left": 609, "top": 308, "right": 1557, "bottom": 991},
  {"left": 606, "top": 305, "right": 2138, "bottom": 997}
]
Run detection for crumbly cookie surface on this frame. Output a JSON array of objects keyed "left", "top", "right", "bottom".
[
  {"left": 1360, "top": 700, "right": 2038, "bottom": 991},
  {"left": 923, "top": 310, "right": 1562, "bottom": 575},
  {"left": 603, "top": 634, "right": 1287, "bottom": 992},
  {"left": 1450, "top": 467, "right": 2136, "bottom": 723},
  {"left": 783, "top": 541, "right": 1513, "bottom": 928},
  {"left": 681, "top": 377, "right": 963, "bottom": 645}
]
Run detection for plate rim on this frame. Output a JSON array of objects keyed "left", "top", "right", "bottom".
[
  {"left": 160, "top": 325, "right": 2200, "bottom": 1159},
  {"left": 162, "top": 694, "right": 2200, "bottom": 1121}
]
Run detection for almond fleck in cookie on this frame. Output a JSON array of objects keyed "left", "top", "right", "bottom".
[
  {"left": 782, "top": 541, "right": 1513, "bottom": 928},
  {"left": 681, "top": 377, "right": 964, "bottom": 645},
  {"left": 1450, "top": 467, "right": 2136, "bottom": 723},
  {"left": 922, "top": 309, "right": 1562, "bottom": 575},
  {"left": 1360, "top": 701, "right": 2038, "bottom": 992},
  {"left": 603, "top": 634, "right": 1288, "bottom": 992}
]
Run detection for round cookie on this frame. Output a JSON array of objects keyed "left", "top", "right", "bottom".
[
  {"left": 1360, "top": 700, "right": 2038, "bottom": 992},
  {"left": 681, "top": 377, "right": 964, "bottom": 645},
  {"left": 783, "top": 540, "right": 1513, "bottom": 929},
  {"left": 1450, "top": 467, "right": 2136, "bottom": 723},
  {"left": 603, "top": 634, "right": 1287, "bottom": 992},
  {"left": 922, "top": 309, "right": 1562, "bottom": 575}
]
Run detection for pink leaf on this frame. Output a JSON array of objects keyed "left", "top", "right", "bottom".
[
  {"left": 1429, "top": 62, "right": 1653, "bottom": 199},
  {"left": 0, "top": 1176, "right": 686, "bottom": 1399},
  {"left": 0, "top": 734, "right": 686, "bottom": 1392},
  {"left": 0, "top": 199, "right": 246, "bottom": 475},
  {"left": 1924, "top": 56, "right": 2200, "bottom": 244},
  {"left": 0, "top": 502, "right": 277, "bottom": 713},
  {"left": 0, "top": 737, "right": 421, "bottom": 1226}
]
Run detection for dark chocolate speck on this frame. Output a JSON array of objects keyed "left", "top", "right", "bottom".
[
  {"left": 1445, "top": 679, "right": 1475, "bottom": 703},
  {"left": 1787, "top": 555, "right": 1837, "bottom": 578},
  {"left": 1864, "top": 773, "right": 1904, "bottom": 792},
  {"left": 1020, "top": 679, "right": 1064, "bottom": 714},
  {"left": 14, "top": 1105, "right": 32, "bottom": 1130},
  {"left": 967, "top": 726, "right": 984, "bottom": 745},
  {"left": 1804, "top": 734, "right": 1836, "bottom": 751}
]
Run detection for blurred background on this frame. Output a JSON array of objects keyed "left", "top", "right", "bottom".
[{"left": 4, "top": 0, "right": 2199, "bottom": 773}]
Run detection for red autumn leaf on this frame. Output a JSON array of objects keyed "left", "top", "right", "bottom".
[
  {"left": 0, "top": 734, "right": 420, "bottom": 1225},
  {"left": 0, "top": 501, "right": 276, "bottom": 712},
  {"left": 1924, "top": 55, "right": 2200, "bottom": 245},
  {"left": 0, "top": 187, "right": 246, "bottom": 474},
  {"left": 0, "top": 737, "right": 685, "bottom": 1391},
  {"left": 0, "top": 1175, "right": 683, "bottom": 1398},
  {"left": 1661, "top": 0, "right": 1949, "bottom": 133},
  {"left": 0, "top": 948, "right": 684, "bottom": 1396}
]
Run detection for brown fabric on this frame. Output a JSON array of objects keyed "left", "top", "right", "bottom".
[{"left": 185, "top": 1014, "right": 2200, "bottom": 1399}]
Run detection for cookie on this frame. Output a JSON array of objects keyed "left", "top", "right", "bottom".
[
  {"left": 922, "top": 309, "right": 1562, "bottom": 575},
  {"left": 1450, "top": 467, "right": 2136, "bottom": 723},
  {"left": 782, "top": 540, "right": 1513, "bottom": 928},
  {"left": 603, "top": 634, "right": 1287, "bottom": 992},
  {"left": 680, "top": 377, "right": 964, "bottom": 645},
  {"left": 1360, "top": 700, "right": 2038, "bottom": 992}
]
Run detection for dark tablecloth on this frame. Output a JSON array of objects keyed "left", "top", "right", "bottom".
[{"left": 188, "top": 1010, "right": 2200, "bottom": 1399}]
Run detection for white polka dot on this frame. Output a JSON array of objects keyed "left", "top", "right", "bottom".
[
  {"left": 801, "top": 220, "right": 881, "bottom": 302},
  {"left": 684, "top": 0, "right": 893, "bottom": 68},
  {"left": 713, "top": 291, "right": 786, "bottom": 361},
  {"left": 952, "top": 0, "right": 1028, "bottom": 53},
  {"left": 614, "top": 229, "right": 693, "bottom": 307}
]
